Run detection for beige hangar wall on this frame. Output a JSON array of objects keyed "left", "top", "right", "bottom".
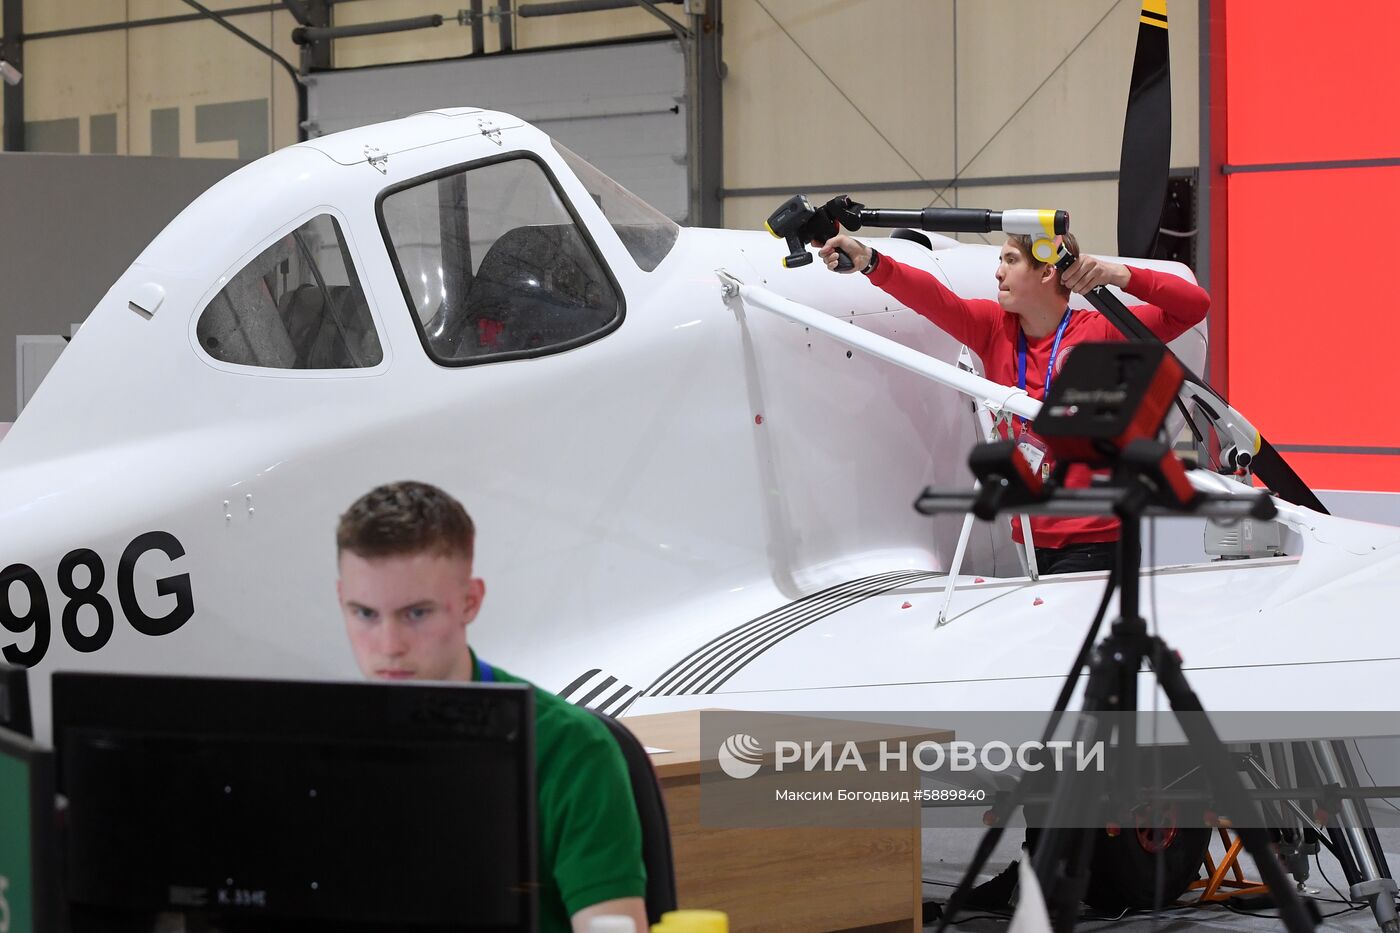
[
  {"left": 14, "top": 1, "right": 302, "bottom": 157},
  {"left": 721, "top": 0, "right": 1200, "bottom": 252},
  {"left": 4, "top": 0, "right": 1198, "bottom": 250}
]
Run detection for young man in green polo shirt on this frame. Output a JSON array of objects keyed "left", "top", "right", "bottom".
[{"left": 335, "top": 480, "right": 648, "bottom": 933}]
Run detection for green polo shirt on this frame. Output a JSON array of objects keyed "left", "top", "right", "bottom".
[{"left": 474, "top": 654, "right": 647, "bottom": 932}]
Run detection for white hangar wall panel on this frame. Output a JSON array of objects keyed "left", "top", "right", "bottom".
[
  {"left": 332, "top": 0, "right": 505, "bottom": 64},
  {"left": 333, "top": 0, "right": 677, "bottom": 65},
  {"left": 509, "top": 5, "right": 681, "bottom": 51},
  {"left": 306, "top": 39, "right": 689, "bottom": 222}
]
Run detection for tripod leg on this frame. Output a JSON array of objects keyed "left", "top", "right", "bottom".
[
  {"left": 1310, "top": 740, "right": 1400, "bottom": 932},
  {"left": 1030, "top": 749, "right": 1107, "bottom": 930},
  {"left": 933, "top": 566, "right": 1124, "bottom": 933},
  {"left": 1030, "top": 639, "right": 1129, "bottom": 926},
  {"left": 1151, "top": 642, "right": 1319, "bottom": 932}
]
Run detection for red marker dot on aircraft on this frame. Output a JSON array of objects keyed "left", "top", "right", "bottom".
[
  {"left": 900, "top": 602, "right": 912, "bottom": 609},
  {"left": 1033, "top": 597, "right": 1044, "bottom": 606},
  {"left": 974, "top": 577, "right": 986, "bottom": 584},
  {"left": 754, "top": 414, "right": 764, "bottom": 425}
]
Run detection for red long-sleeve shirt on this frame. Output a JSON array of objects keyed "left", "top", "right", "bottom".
[{"left": 867, "top": 255, "right": 1210, "bottom": 548}]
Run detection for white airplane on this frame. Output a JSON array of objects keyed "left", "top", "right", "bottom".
[
  {"left": 2, "top": 104, "right": 1397, "bottom": 729},
  {"left": 6, "top": 105, "right": 1400, "bottom": 914}
]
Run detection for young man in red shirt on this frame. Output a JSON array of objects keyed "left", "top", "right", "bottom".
[{"left": 818, "top": 231, "right": 1210, "bottom": 575}]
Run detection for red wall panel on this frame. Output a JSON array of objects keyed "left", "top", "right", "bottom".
[
  {"left": 1227, "top": 168, "right": 1400, "bottom": 455},
  {"left": 1226, "top": 0, "right": 1400, "bottom": 165},
  {"left": 1222, "top": 1, "right": 1400, "bottom": 492},
  {"left": 1277, "top": 453, "right": 1398, "bottom": 493}
]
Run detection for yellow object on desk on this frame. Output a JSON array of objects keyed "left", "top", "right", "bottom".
[{"left": 653, "top": 909, "right": 729, "bottom": 932}]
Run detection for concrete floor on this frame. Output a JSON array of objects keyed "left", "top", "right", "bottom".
[{"left": 921, "top": 826, "right": 1400, "bottom": 931}]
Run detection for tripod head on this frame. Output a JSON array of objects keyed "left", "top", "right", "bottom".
[{"left": 965, "top": 341, "right": 1200, "bottom": 521}]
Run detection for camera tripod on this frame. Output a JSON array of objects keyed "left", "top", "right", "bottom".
[
  {"left": 919, "top": 481, "right": 1320, "bottom": 932},
  {"left": 1030, "top": 492, "right": 1315, "bottom": 931}
]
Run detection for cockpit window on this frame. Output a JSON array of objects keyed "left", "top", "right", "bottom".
[
  {"left": 196, "top": 214, "right": 382, "bottom": 370},
  {"left": 379, "top": 154, "right": 622, "bottom": 364},
  {"left": 554, "top": 142, "right": 679, "bottom": 272}
]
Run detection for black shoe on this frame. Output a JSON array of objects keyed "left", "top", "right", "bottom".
[{"left": 965, "top": 859, "right": 1019, "bottom": 910}]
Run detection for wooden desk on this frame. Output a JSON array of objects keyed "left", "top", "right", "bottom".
[{"left": 624, "top": 711, "right": 952, "bottom": 933}]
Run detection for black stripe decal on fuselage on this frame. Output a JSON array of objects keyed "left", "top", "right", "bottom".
[
  {"left": 576, "top": 675, "right": 618, "bottom": 708},
  {"left": 560, "top": 668, "right": 603, "bottom": 700},
  {"left": 611, "top": 691, "right": 643, "bottom": 717},
  {"left": 646, "top": 569, "right": 945, "bottom": 697},
  {"left": 646, "top": 569, "right": 925, "bottom": 696},
  {"left": 597, "top": 683, "right": 632, "bottom": 714},
  {"left": 559, "top": 669, "right": 636, "bottom": 713}
]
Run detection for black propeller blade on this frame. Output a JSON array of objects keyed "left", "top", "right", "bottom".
[
  {"left": 1110, "top": 1, "right": 1326, "bottom": 512},
  {"left": 1117, "top": 0, "right": 1172, "bottom": 258}
]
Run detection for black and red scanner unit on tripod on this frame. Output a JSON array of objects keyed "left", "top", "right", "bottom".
[{"left": 968, "top": 341, "right": 1198, "bottom": 519}]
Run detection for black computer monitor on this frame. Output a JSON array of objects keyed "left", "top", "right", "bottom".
[
  {"left": 52, "top": 672, "right": 536, "bottom": 932},
  {"left": 0, "top": 663, "right": 32, "bottom": 737}
]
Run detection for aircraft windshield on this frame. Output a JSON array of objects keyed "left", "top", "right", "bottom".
[
  {"left": 379, "top": 155, "right": 622, "bottom": 364},
  {"left": 553, "top": 143, "right": 679, "bottom": 272}
]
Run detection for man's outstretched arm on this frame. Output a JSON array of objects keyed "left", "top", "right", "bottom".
[{"left": 818, "top": 233, "right": 1002, "bottom": 353}]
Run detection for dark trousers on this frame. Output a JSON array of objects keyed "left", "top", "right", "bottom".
[{"left": 1035, "top": 540, "right": 1117, "bottom": 575}]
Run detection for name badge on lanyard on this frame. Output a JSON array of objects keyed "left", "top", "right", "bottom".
[
  {"left": 1017, "top": 309, "right": 1072, "bottom": 481},
  {"left": 1017, "top": 429, "right": 1050, "bottom": 479}
]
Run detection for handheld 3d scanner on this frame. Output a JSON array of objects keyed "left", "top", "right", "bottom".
[{"left": 764, "top": 194, "right": 853, "bottom": 270}]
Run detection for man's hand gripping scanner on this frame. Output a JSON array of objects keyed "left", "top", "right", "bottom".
[{"left": 764, "top": 194, "right": 855, "bottom": 270}]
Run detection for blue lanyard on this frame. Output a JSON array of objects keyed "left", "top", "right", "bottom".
[
  {"left": 477, "top": 658, "right": 496, "bottom": 682},
  {"left": 1018, "top": 309, "right": 1072, "bottom": 402}
]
